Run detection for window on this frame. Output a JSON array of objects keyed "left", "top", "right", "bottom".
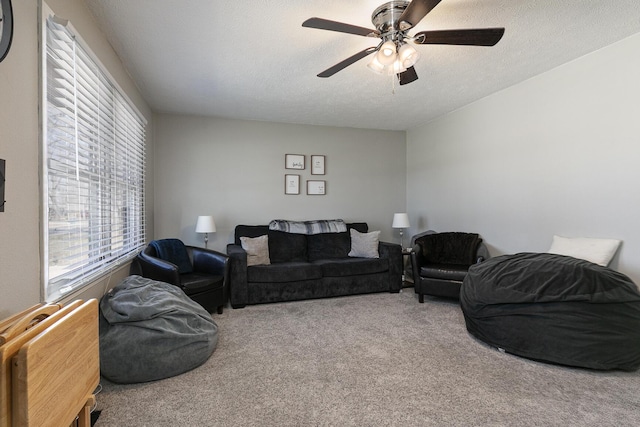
[{"left": 43, "top": 13, "right": 146, "bottom": 301}]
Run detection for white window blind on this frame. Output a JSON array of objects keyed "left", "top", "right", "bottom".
[{"left": 44, "top": 15, "right": 146, "bottom": 301}]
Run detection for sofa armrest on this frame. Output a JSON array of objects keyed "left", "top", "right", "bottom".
[
  {"left": 226, "top": 244, "right": 248, "bottom": 308},
  {"left": 133, "top": 252, "right": 181, "bottom": 286},
  {"left": 379, "top": 241, "right": 402, "bottom": 291}
]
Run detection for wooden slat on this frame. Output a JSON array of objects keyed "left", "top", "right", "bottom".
[{"left": 11, "top": 300, "right": 99, "bottom": 427}]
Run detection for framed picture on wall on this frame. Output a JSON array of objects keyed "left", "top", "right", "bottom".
[
  {"left": 285, "top": 174, "right": 300, "bottom": 195},
  {"left": 307, "top": 180, "right": 326, "bottom": 195},
  {"left": 285, "top": 154, "right": 305, "bottom": 170},
  {"left": 311, "top": 155, "right": 325, "bottom": 175}
]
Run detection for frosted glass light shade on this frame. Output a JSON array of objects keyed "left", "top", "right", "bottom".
[
  {"left": 393, "top": 59, "right": 406, "bottom": 74},
  {"left": 392, "top": 213, "right": 410, "bottom": 229},
  {"left": 195, "top": 215, "right": 216, "bottom": 233},
  {"left": 377, "top": 41, "right": 397, "bottom": 66},
  {"left": 367, "top": 55, "right": 385, "bottom": 74},
  {"left": 398, "top": 43, "right": 419, "bottom": 68}
]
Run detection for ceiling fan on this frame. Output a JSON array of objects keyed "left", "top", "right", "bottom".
[{"left": 302, "top": 0, "right": 505, "bottom": 85}]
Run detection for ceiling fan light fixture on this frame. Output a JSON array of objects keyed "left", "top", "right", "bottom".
[
  {"left": 367, "top": 55, "right": 385, "bottom": 74},
  {"left": 398, "top": 43, "right": 419, "bottom": 68},
  {"left": 377, "top": 40, "right": 397, "bottom": 65},
  {"left": 393, "top": 58, "right": 407, "bottom": 74}
]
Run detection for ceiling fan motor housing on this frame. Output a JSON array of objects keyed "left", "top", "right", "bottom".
[{"left": 371, "top": 1, "right": 410, "bottom": 35}]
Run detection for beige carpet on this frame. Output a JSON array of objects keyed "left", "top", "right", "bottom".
[{"left": 94, "top": 290, "right": 640, "bottom": 426}]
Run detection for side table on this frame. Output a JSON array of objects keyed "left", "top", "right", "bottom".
[{"left": 401, "top": 248, "right": 414, "bottom": 289}]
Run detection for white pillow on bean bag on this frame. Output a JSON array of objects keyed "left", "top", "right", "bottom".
[{"left": 548, "top": 235, "right": 621, "bottom": 267}]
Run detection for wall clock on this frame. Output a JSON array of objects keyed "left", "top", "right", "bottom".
[{"left": 0, "top": 0, "right": 13, "bottom": 62}]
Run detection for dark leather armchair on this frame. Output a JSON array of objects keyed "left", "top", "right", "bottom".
[
  {"left": 410, "top": 230, "right": 488, "bottom": 303},
  {"left": 130, "top": 238, "right": 230, "bottom": 314}
]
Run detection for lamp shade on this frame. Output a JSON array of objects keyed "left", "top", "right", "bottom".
[
  {"left": 377, "top": 40, "right": 397, "bottom": 66},
  {"left": 392, "top": 213, "right": 410, "bottom": 229},
  {"left": 195, "top": 215, "right": 216, "bottom": 233},
  {"left": 398, "top": 43, "right": 419, "bottom": 68},
  {"left": 367, "top": 55, "right": 385, "bottom": 74}
]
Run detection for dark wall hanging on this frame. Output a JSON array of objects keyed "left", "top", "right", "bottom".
[{"left": 0, "top": 0, "right": 13, "bottom": 63}]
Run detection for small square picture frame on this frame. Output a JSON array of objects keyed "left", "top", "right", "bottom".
[
  {"left": 311, "top": 155, "right": 325, "bottom": 175},
  {"left": 285, "top": 174, "right": 300, "bottom": 195},
  {"left": 307, "top": 180, "right": 326, "bottom": 195},
  {"left": 285, "top": 154, "right": 305, "bottom": 170}
]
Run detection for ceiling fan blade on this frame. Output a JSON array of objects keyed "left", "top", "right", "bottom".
[
  {"left": 398, "top": 0, "right": 443, "bottom": 31},
  {"left": 398, "top": 66, "right": 419, "bottom": 85},
  {"left": 302, "top": 17, "right": 380, "bottom": 37},
  {"left": 317, "top": 47, "right": 377, "bottom": 78},
  {"left": 414, "top": 28, "right": 505, "bottom": 46}
]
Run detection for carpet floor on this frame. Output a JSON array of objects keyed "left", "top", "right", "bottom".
[{"left": 94, "top": 290, "right": 640, "bottom": 426}]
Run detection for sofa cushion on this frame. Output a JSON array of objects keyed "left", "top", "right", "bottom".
[
  {"left": 307, "top": 223, "right": 369, "bottom": 261},
  {"left": 268, "top": 230, "right": 308, "bottom": 263},
  {"left": 307, "top": 232, "right": 350, "bottom": 261},
  {"left": 313, "top": 258, "right": 389, "bottom": 277},
  {"left": 247, "top": 262, "right": 322, "bottom": 283}
]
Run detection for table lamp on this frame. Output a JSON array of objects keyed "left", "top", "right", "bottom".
[
  {"left": 195, "top": 215, "right": 216, "bottom": 248},
  {"left": 392, "top": 213, "right": 410, "bottom": 250}
]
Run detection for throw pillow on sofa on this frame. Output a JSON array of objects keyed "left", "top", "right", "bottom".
[
  {"left": 241, "top": 235, "right": 271, "bottom": 266},
  {"left": 348, "top": 229, "right": 380, "bottom": 258}
]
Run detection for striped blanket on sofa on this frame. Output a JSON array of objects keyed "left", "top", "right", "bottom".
[{"left": 268, "top": 219, "right": 347, "bottom": 235}]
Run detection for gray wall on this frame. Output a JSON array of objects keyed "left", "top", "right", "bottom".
[
  {"left": 407, "top": 32, "right": 640, "bottom": 284},
  {"left": 0, "top": 0, "right": 153, "bottom": 318},
  {"left": 153, "top": 115, "right": 407, "bottom": 252}
]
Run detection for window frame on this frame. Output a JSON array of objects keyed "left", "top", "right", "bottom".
[{"left": 40, "top": 4, "right": 147, "bottom": 302}]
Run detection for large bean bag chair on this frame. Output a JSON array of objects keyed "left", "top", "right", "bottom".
[
  {"left": 99, "top": 275, "right": 218, "bottom": 383},
  {"left": 460, "top": 253, "right": 640, "bottom": 371}
]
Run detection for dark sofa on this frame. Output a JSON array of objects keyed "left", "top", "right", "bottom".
[{"left": 227, "top": 222, "right": 402, "bottom": 308}]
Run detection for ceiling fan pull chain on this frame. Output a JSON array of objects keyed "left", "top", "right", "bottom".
[{"left": 391, "top": 72, "right": 396, "bottom": 95}]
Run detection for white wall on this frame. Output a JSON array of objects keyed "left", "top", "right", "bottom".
[
  {"left": 407, "top": 32, "right": 640, "bottom": 283},
  {"left": 0, "top": 1, "right": 40, "bottom": 318},
  {"left": 153, "top": 114, "right": 406, "bottom": 252},
  {"left": 0, "top": 0, "right": 153, "bottom": 318}
]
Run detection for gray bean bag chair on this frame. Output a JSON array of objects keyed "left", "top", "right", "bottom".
[
  {"left": 461, "top": 253, "right": 640, "bottom": 371},
  {"left": 99, "top": 275, "right": 218, "bottom": 383}
]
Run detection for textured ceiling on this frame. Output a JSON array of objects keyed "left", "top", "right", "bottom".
[{"left": 83, "top": 0, "right": 640, "bottom": 131}]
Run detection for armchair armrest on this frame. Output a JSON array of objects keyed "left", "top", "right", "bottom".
[
  {"left": 226, "top": 244, "right": 249, "bottom": 308},
  {"left": 190, "top": 246, "right": 229, "bottom": 276},
  {"left": 134, "top": 252, "right": 181, "bottom": 286},
  {"left": 476, "top": 242, "right": 490, "bottom": 263},
  {"left": 410, "top": 244, "right": 424, "bottom": 283}
]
